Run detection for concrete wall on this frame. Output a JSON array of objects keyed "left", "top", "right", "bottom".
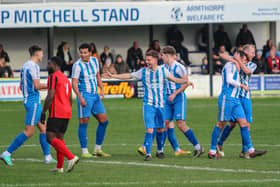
[{"left": 0, "top": 22, "right": 272, "bottom": 70}]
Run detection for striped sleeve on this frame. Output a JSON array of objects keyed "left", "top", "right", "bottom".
[
  {"left": 92, "top": 57, "right": 100, "bottom": 72},
  {"left": 248, "top": 62, "right": 257, "bottom": 74},
  {"left": 175, "top": 64, "right": 187, "bottom": 77},
  {"left": 48, "top": 74, "right": 58, "bottom": 90},
  {"left": 30, "top": 64, "right": 40, "bottom": 80},
  {"left": 71, "top": 62, "right": 81, "bottom": 79},
  {"left": 131, "top": 68, "right": 143, "bottom": 79}
]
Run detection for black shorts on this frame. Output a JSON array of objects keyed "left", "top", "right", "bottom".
[{"left": 47, "top": 118, "right": 69, "bottom": 133}]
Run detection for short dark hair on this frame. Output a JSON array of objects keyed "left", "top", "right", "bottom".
[
  {"left": 79, "top": 43, "right": 91, "bottom": 52},
  {"left": 162, "top": 46, "right": 176, "bottom": 55},
  {"left": 49, "top": 56, "right": 63, "bottom": 67},
  {"left": 29, "top": 45, "right": 42, "bottom": 56},
  {"left": 145, "top": 50, "right": 159, "bottom": 59}
]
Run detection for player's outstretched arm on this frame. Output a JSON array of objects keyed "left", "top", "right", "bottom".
[
  {"left": 33, "top": 79, "right": 47, "bottom": 90},
  {"left": 108, "top": 72, "right": 132, "bottom": 80},
  {"left": 167, "top": 74, "right": 189, "bottom": 84}
]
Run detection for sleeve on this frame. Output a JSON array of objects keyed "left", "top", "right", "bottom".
[
  {"left": 71, "top": 63, "right": 80, "bottom": 79},
  {"left": 225, "top": 63, "right": 240, "bottom": 87},
  {"left": 175, "top": 65, "right": 187, "bottom": 77},
  {"left": 248, "top": 62, "right": 257, "bottom": 74},
  {"left": 47, "top": 74, "right": 57, "bottom": 90},
  {"left": 94, "top": 57, "right": 100, "bottom": 72},
  {"left": 131, "top": 69, "right": 143, "bottom": 79},
  {"left": 30, "top": 65, "right": 40, "bottom": 80}
]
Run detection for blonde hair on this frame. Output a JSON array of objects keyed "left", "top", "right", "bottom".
[{"left": 242, "top": 44, "right": 255, "bottom": 52}]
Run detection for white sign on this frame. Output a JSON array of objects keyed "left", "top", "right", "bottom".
[{"left": 0, "top": 0, "right": 279, "bottom": 28}]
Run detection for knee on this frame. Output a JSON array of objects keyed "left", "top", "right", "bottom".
[
  {"left": 146, "top": 128, "right": 153, "bottom": 133},
  {"left": 24, "top": 129, "right": 34, "bottom": 138},
  {"left": 156, "top": 128, "right": 165, "bottom": 133},
  {"left": 98, "top": 115, "right": 108, "bottom": 124},
  {"left": 217, "top": 122, "right": 225, "bottom": 129},
  {"left": 79, "top": 118, "right": 89, "bottom": 124}
]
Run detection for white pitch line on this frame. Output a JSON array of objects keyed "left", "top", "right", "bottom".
[
  {"left": 15, "top": 158, "right": 280, "bottom": 175},
  {"left": 1, "top": 179, "right": 280, "bottom": 187},
  {"left": 1, "top": 143, "right": 280, "bottom": 148}
]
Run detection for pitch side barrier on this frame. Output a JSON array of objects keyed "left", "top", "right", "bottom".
[{"left": 0, "top": 75, "right": 279, "bottom": 101}]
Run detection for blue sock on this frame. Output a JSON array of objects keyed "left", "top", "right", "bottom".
[
  {"left": 96, "top": 120, "right": 109, "bottom": 145},
  {"left": 78, "top": 123, "right": 88, "bottom": 148},
  {"left": 218, "top": 125, "right": 234, "bottom": 146},
  {"left": 152, "top": 128, "right": 157, "bottom": 142},
  {"left": 240, "top": 126, "right": 254, "bottom": 151},
  {"left": 39, "top": 133, "right": 50, "bottom": 156},
  {"left": 184, "top": 128, "right": 199, "bottom": 147},
  {"left": 7, "top": 132, "right": 28, "bottom": 154},
  {"left": 167, "top": 128, "right": 180, "bottom": 151},
  {"left": 156, "top": 131, "right": 164, "bottom": 152},
  {"left": 162, "top": 130, "right": 167, "bottom": 149},
  {"left": 144, "top": 132, "right": 153, "bottom": 155},
  {"left": 210, "top": 126, "right": 222, "bottom": 151}
]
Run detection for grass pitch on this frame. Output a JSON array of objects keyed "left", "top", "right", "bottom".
[{"left": 0, "top": 98, "right": 279, "bottom": 187}]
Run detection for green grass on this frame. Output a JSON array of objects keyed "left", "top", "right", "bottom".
[{"left": 0, "top": 98, "right": 280, "bottom": 187}]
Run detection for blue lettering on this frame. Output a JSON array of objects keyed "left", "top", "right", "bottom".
[
  {"left": 64, "top": 9, "right": 71, "bottom": 22},
  {"left": 131, "top": 8, "right": 139, "bottom": 21},
  {"left": 14, "top": 10, "right": 27, "bottom": 23},
  {"left": 29, "top": 10, "right": 32, "bottom": 23},
  {"left": 119, "top": 9, "right": 128, "bottom": 21},
  {"left": 101, "top": 8, "right": 109, "bottom": 21},
  {"left": 53, "top": 10, "right": 62, "bottom": 23},
  {"left": 1, "top": 10, "right": 10, "bottom": 23},
  {"left": 72, "top": 9, "right": 80, "bottom": 22},
  {"left": 92, "top": 9, "right": 99, "bottom": 22},
  {"left": 43, "top": 10, "right": 51, "bottom": 23},
  {"left": 109, "top": 9, "right": 118, "bottom": 22},
  {"left": 33, "top": 10, "right": 42, "bottom": 23},
  {"left": 81, "top": 9, "right": 88, "bottom": 22}
]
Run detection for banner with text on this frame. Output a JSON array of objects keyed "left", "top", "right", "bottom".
[{"left": 0, "top": 0, "right": 279, "bottom": 28}]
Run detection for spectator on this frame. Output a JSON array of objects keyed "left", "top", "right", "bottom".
[
  {"left": 200, "top": 56, "right": 209, "bottom": 75},
  {"left": 0, "top": 56, "right": 13, "bottom": 78},
  {"left": 147, "top": 40, "right": 163, "bottom": 65},
  {"left": 176, "top": 44, "right": 191, "bottom": 66},
  {"left": 197, "top": 24, "right": 209, "bottom": 52},
  {"left": 0, "top": 44, "right": 10, "bottom": 63},
  {"left": 214, "top": 24, "right": 232, "bottom": 52},
  {"left": 90, "top": 42, "right": 102, "bottom": 70},
  {"left": 101, "top": 58, "right": 117, "bottom": 78},
  {"left": 235, "top": 24, "right": 256, "bottom": 47},
  {"left": 100, "top": 46, "right": 114, "bottom": 66},
  {"left": 201, "top": 56, "right": 209, "bottom": 74},
  {"left": 137, "top": 59, "right": 146, "bottom": 70},
  {"left": 253, "top": 52, "right": 267, "bottom": 74},
  {"left": 56, "top": 41, "right": 73, "bottom": 77},
  {"left": 114, "top": 54, "right": 129, "bottom": 74},
  {"left": 166, "top": 25, "right": 184, "bottom": 48},
  {"left": 90, "top": 42, "right": 100, "bottom": 60},
  {"left": 266, "top": 46, "right": 280, "bottom": 74},
  {"left": 126, "top": 41, "right": 143, "bottom": 72},
  {"left": 262, "top": 39, "right": 274, "bottom": 59}
]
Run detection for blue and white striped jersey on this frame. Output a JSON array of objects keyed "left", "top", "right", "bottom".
[
  {"left": 131, "top": 65, "right": 171, "bottom": 108},
  {"left": 72, "top": 57, "right": 99, "bottom": 94},
  {"left": 220, "top": 62, "right": 241, "bottom": 99},
  {"left": 20, "top": 60, "right": 40, "bottom": 103},
  {"left": 165, "top": 61, "right": 187, "bottom": 95},
  {"left": 239, "top": 61, "right": 257, "bottom": 99}
]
